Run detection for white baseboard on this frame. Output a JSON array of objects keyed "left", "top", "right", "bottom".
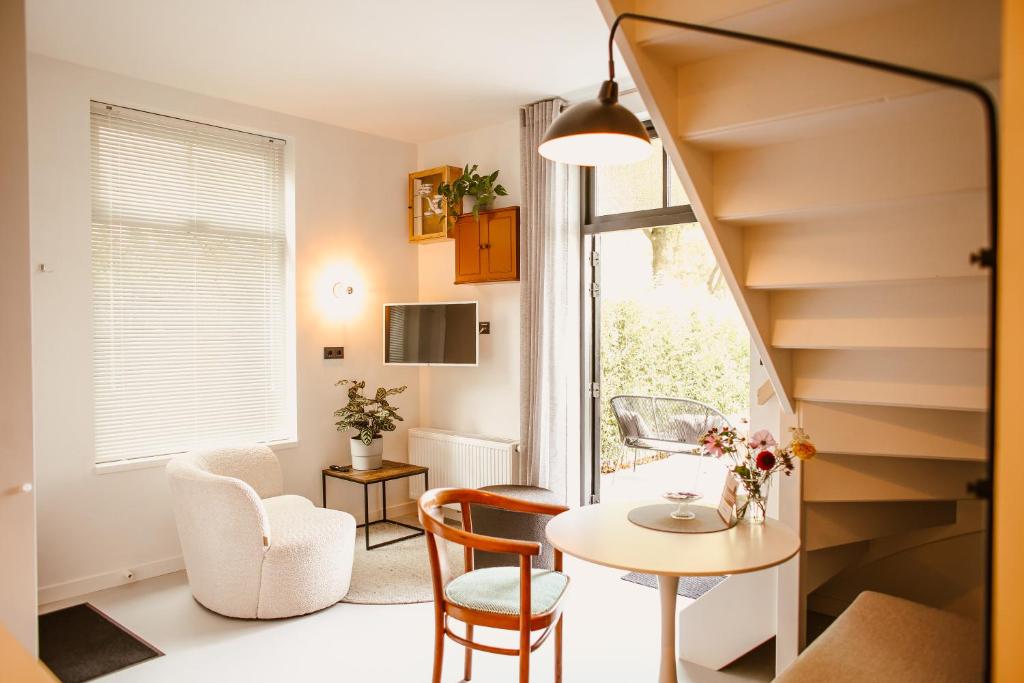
[
  {"left": 39, "top": 499, "right": 421, "bottom": 607},
  {"left": 39, "top": 554, "right": 185, "bottom": 607},
  {"left": 381, "top": 499, "right": 417, "bottom": 521}
]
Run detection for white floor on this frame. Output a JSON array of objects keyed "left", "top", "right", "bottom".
[{"left": 42, "top": 553, "right": 774, "bottom": 682}]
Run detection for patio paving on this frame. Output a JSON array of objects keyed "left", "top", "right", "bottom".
[{"left": 599, "top": 451, "right": 730, "bottom": 505}]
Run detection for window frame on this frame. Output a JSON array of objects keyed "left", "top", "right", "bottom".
[{"left": 582, "top": 121, "right": 697, "bottom": 235}]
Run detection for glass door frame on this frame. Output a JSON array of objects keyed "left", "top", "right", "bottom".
[{"left": 578, "top": 122, "right": 699, "bottom": 505}]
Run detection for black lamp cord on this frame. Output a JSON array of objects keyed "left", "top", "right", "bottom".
[{"left": 607, "top": 10, "right": 1000, "bottom": 678}]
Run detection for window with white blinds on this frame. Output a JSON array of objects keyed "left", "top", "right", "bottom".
[{"left": 91, "top": 102, "right": 292, "bottom": 463}]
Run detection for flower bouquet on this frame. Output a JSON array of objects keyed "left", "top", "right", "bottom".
[{"left": 700, "top": 426, "right": 816, "bottom": 523}]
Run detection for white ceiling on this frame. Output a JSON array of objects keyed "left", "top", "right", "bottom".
[{"left": 27, "top": 0, "right": 615, "bottom": 143}]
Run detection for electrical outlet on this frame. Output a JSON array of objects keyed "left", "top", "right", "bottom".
[
  {"left": 479, "top": 321, "right": 490, "bottom": 335},
  {"left": 323, "top": 347, "right": 345, "bottom": 359}
]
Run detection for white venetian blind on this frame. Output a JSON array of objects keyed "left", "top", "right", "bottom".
[{"left": 91, "top": 101, "right": 291, "bottom": 463}]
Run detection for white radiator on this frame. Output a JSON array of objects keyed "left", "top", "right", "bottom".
[{"left": 408, "top": 427, "right": 519, "bottom": 500}]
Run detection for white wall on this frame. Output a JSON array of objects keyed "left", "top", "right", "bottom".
[
  {"left": 28, "top": 55, "right": 422, "bottom": 601},
  {"left": 0, "top": 0, "right": 38, "bottom": 652},
  {"left": 415, "top": 119, "right": 522, "bottom": 440}
]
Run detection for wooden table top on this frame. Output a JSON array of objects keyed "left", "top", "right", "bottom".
[
  {"left": 545, "top": 501, "right": 800, "bottom": 577},
  {"left": 322, "top": 460, "right": 428, "bottom": 484}
]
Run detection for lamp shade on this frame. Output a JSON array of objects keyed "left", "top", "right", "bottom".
[{"left": 538, "top": 80, "right": 652, "bottom": 166}]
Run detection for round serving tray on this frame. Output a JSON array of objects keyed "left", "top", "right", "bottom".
[{"left": 627, "top": 503, "right": 736, "bottom": 534}]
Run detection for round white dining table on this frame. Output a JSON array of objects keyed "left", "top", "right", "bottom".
[{"left": 546, "top": 501, "right": 800, "bottom": 683}]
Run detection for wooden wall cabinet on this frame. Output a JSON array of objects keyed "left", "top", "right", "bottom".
[{"left": 454, "top": 206, "right": 520, "bottom": 284}]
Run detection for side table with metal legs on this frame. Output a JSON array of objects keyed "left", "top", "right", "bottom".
[{"left": 321, "top": 461, "right": 429, "bottom": 551}]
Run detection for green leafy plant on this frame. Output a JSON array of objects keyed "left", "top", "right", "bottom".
[
  {"left": 334, "top": 379, "right": 407, "bottom": 445},
  {"left": 436, "top": 164, "right": 508, "bottom": 223}
]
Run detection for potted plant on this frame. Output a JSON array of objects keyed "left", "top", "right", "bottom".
[
  {"left": 334, "top": 379, "right": 407, "bottom": 470},
  {"left": 436, "top": 164, "right": 508, "bottom": 224}
]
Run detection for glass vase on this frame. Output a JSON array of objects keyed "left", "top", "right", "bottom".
[{"left": 737, "top": 477, "right": 771, "bottom": 525}]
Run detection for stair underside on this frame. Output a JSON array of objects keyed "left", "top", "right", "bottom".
[
  {"left": 742, "top": 194, "right": 988, "bottom": 289},
  {"left": 805, "top": 500, "right": 956, "bottom": 552},
  {"left": 793, "top": 349, "right": 987, "bottom": 412},
  {"left": 803, "top": 453, "right": 985, "bottom": 502},
  {"left": 636, "top": 0, "right": 1000, "bottom": 81},
  {"left": 799, "top": 401, "right": 987, "bottom": 462},
  {"left": 709, "top": 103, "right": 985, "bottom": 220},
  {"left": 804, "top": 499, "right": 986, "bottom": 594},
  {"left": 770, "top": 278, "right": 989, "bottom": 351}
]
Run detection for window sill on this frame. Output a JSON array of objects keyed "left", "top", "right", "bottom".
[{"left": 93, "top": 439, "right": 300, "bottom": 475}]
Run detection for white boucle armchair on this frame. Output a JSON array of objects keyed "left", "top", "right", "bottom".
[{"left": 167, "top": 445, "right": 356, "bottom": 619}]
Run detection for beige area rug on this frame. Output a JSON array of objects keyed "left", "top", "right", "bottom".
[{"left": 341, "top": 517, "right": 464, "bottom": 605}]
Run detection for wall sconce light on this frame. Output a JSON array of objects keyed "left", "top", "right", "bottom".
[{"left": 316, "top": 263, "right": 363, "bottom": 323}]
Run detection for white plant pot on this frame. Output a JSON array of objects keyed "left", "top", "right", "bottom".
[{"left": 351, "top": 436, "right": 384, "bottom": 470}]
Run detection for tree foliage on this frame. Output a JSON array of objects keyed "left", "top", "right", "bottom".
[{"left": 599, "top": 224, "right": 749, "bottom": 468}]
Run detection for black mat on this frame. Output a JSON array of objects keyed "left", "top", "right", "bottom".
[
  {"left": 621, "top": 572, "right": 726, "bottom": 599},
  {"left": 39, "top": 603, "right": 162, "bottom": 683}
]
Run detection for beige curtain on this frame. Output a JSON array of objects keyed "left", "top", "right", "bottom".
[{"left": 518, "top": 98, "right": 579, "bottom": 499}]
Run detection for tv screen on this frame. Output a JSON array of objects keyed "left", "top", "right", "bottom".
[{"left": 383, "top": 302, "right": 478, "bottom": 366}]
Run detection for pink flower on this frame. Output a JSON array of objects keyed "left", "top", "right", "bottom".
[
  {"left": 701, "top": 433, "right": 725, "bottom": 457},
  {"left": 748, "top": 430, "right": 777, "bottom": 450},
  {"left": 755, "top": 450, "right": 776, "bottom": 471}
]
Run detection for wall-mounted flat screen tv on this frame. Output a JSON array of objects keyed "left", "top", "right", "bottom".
[{"left": 383, "top": 301, "right": 478, "bottom": 366}]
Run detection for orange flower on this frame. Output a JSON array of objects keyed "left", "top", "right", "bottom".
[
  {"left": 792, "top": 440, "right": 816, "bottom": 460},
  {"left": 790, "top": 427, "right": 817, "bottom": 461}
]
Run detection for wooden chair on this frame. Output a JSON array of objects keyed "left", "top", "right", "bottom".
[{"left": 418, "top": 487, "right": 570, "bottom": 682}]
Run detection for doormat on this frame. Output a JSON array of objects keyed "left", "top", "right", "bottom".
[
  {"left": 621, "top": 572, "right": 726, "bottom": 599},
  {"left": 39, "top": 603, "right": 162, "bottom": 682}
]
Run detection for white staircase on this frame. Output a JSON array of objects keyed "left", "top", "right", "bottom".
[{"left": 597, "top": 0, "right": 997, "bottom": 672}]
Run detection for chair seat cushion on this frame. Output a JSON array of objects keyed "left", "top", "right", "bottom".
[
  {"left": 263, "top": 494, "right": 314, "bottom": 515},
  {"left": 445, "top": 567, "right": 568, "bottom": 616},
  {"left": 259, "top": 505, "right": 356, "bottom": 619}
]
